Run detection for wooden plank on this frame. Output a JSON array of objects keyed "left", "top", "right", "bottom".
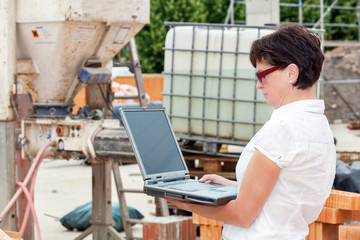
[
  {"left": 199, "top": 225, "right": 223, "bottom": 240},
  {"left": 202, "top": 161, "right": 222, "bottom": 173},
  {"left": 185, "top": 154, "right": 238, "bottom": 180},
  {"left": 339, "top": 223, "right": 360, "bottom": 240},
  {"left": 193, "top": 214, "right": 223, "bottom": 226},
  {"left": 306, "top": 222, "right": 339, "bottom": 240},
  {"left": 336, "top": 151, "right": 360, "bottom": 163},
  {"left": 325, "top": 190, "right": 360, "bottom": 210},
  {"left": 193, "top": 214, "right": 223, "bottom": 240},
  {"left": 347, "top": 121, "right": 360, "bottom": 130},
  {"left": 316, "top": 207, "right": 360, "bottom": 224}
]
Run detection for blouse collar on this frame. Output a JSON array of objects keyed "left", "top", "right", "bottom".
[{"left": 271, "top": 100, "right": 325, "bottom": 121}]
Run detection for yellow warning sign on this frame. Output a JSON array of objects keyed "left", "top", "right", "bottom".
[{"left": 32, "top": 30, "right": 39, "bottom": 38}]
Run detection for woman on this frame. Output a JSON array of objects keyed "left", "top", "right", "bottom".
[{"left": 167, "top": 23, "right": 336, "bottom": 239}]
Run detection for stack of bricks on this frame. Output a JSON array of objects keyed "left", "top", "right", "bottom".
[
  {"left": 192, "top": 213, "right": 223, "bottom": 240},
  {"left": 142, "top": 215, "right": 196, "bottom": 240},
  {"left": 193, "top": 190, "right": 360, "bottom": 240},
  {"left": 307, "top": 189, "right": 360, "bottom": 240}
]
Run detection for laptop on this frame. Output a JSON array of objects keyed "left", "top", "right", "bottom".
[{"left": 119, "top": 107, "right": 237, "bottom": 205}]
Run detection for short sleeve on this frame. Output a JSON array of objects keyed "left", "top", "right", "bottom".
[{"left": 253, "top": 120, "right": 294, "bottom": 168}]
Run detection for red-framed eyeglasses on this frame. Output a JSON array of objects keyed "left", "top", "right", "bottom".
[{"left": 256, "top": 65, "right": 283, "bottom": 83}]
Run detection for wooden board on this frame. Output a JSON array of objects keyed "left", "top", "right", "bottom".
[
  {"left": 316, "top": 207, "right": 360, "bottom": 224},
  {"left": 185, "top": 155, "right": 238, "bottom": 180},
  {"left": 339, "top": 222, "right": 360, "bottom": 240},
  {"left": 306, "top": 222, "right": 339, "bottom": 240},
  {"left": 193, "top": 214, "right": 223, "bottom": 227},
  {"left": 192, "top": 214, "right": 223, "bottom": 240},
  {"left": 324, "top": 190, "right": 360, "bottom": 210}
]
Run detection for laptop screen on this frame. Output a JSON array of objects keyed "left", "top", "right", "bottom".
[{"left": 122, "top": 109, "right": 187, "bottom": 175}]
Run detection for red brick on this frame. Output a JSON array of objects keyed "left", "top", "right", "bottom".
[{"left": 143, "top": 216, "right": 196, "bottom": 240}]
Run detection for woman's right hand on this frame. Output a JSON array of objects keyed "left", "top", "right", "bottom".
[{"left": 199, "top": 174, "right": 237, "bottom": 187}]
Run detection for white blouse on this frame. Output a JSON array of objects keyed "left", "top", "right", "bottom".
[{"left": 222, "top": 100, "right": 336, "bottom": 240}]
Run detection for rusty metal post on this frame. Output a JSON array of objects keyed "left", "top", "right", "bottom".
[
  {"left": 14, "top": 94, "right": 33, "bottom": 240},
  {"left": 80, "top": 62, "right": 122, "bottom": 240},
  {"left": 74, "top": 160, "right": 123, "bottom": 240},
  {"left": 90, "top": 161, "right": 114, "bottom": 239},
  {"left": 128, "top": 37, "right": 148, "bottom": 107}
]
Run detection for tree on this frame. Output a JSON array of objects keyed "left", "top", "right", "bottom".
[
  {"left": 134, "top": 0, "right": 245, "bottom": 73},
  {"left": 280, "top": 0, "right": 359, "bottom": 41},
  {"left": 135, "top": 0, "right": 207, "bottom": 73},
  {"left": 133, "top": 0, "right": 359, "bottom": 73}
]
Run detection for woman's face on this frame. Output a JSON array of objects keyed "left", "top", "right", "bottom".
[{"left": 255, "top": 61, "right": 292, "bottom": 108}]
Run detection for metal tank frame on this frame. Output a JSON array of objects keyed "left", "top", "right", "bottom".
[
  {"left": 162, "top": 22, "right": 324, "bottom": 156},
  {"left": 163, "top": 22, "right": 277, "bottom": 153}
]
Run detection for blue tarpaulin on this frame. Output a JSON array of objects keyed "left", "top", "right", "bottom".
[{"left": 60, "top": 201, "right": 144, "bottom": 232}]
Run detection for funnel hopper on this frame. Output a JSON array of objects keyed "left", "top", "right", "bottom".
[{"left": 16, "top": 0, "right": 149, "bottom": 108}]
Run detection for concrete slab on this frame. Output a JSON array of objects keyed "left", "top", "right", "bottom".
[{"left": 35, "top": 159, "right": 154, "bottom": 239}]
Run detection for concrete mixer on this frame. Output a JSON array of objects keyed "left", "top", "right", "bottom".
[
  {"left": 0, "top": 0, "right": 150, "bottom": 239},
  {"left": 16, "top": 0, "right": 149, "bottom": 159}
]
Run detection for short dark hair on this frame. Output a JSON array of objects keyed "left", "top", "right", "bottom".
[{"left": 249, "top": 23, "right": 324, "bottom": 89}]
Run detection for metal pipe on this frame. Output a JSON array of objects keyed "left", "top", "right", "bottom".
[
  {"left": 201, "top": 26, "right": 210, "bottom": 139},
  {"left": 225, "top": 0, "right": 235, "bottom": 24},
  {"left": 0, "top": 143, "right": 54, "bottom": 220},
  {"left": 162, "top": 93, "right": 267, "bottom": 103},
  {"left": 117, "top": 189, "right": 143, "bottom": 193},
  {"left": 187, "top": 26, "right": 196, "bottom": 138},
  {"left": 163, "top": 71, "right": 256, "bottom": 81},
  {"left": 302, "top": 22, "right": 360, "bottom": 28},
  {"left": 169, "top": 26, "right": 176, "bottom": 122},
  {"left": 231, "top": 28, "right": 240, "bottom": 142},
  {"left": 216, "top": 27, "right": 226, "bottom": 141},
  {"left": 168, "top": 114, "right": 265, "bottom": 125},
  {"left": 128, "top": 38, "right": 147, "bottom": 107},
  {"left": 163, "top": 47, "right": 249, "bottom": 56},
  {"left": 358, "top": 0, "right": 360, "bottom": 43},
  {"left": 321, "top": 0, "right": 325, "bottom": 42},
  {"left": 164, "top": 21, "right": 278, "bottom": 30},
  {"left": 321, "top": 79, "right": 360, "bottom": 84},
  {"left": 299, "top": 0, "right": 303, "bottom": 24},
  {"left": 312, "top": 0, "right": 339, "bottom": 29},
  {"left": 281, "top": 2, "right": 357, "bottom": 10}
]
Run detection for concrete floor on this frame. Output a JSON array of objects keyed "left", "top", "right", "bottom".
[
  {"left": 35, "top": 160, "right": 152, "bottom": 240},
  {"left": 32, "top": 123, "right": 359, "bottom": 239}
]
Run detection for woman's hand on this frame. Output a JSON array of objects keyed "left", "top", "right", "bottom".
[
  {"left": 166, "top": 150, "right": 280, "bottom": 228},
  {"left": 199, "top": 174, "right": 237, "bottom": 187}
]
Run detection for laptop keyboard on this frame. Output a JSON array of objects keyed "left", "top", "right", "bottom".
[{"left": 165, "top": 181, "right": 221, "bottom": 192}]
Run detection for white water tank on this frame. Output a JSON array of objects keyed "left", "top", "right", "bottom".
[{"left": 163, "top": 25, "right": 275, "bottom": 143}]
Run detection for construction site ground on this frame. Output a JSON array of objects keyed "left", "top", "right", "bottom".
[{"left": 34, "top": 123, "right": 360, "bottom": 239}]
